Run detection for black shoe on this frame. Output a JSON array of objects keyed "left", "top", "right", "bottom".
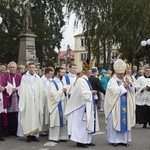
[
  {"left": 27, "top": 136, "right": 32, "bottom": 143},
  {"left": 59, "top": 140, "right": 68, "bottom": 142},
  {"left": 77, "top": 142, "right": 88, "bottom": 148},
  {"left": 32, "top": 136, "right": 39, "bottom": 142},
  {"left": 119, "top": 143, "right": 128, "bottom": 146},
  {"left": 112, "top": 143, "right": 119, "bottom": 147},
  {"left": 40, "top": 133, "right": 48, "bottom": 137},
  {"left": 86, "top": 143, "right": 95, "bottom": 146},
  {"left": 143, "top": 124, "right": 147, "bottom": 128},
  {"left": 49, "top": 140, "right": 59, "bottom": 143},
  {"left": 0, "top": 137, "right": 5, "bottom": 141}
]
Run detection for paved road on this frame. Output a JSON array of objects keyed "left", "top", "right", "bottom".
[{"left": 1, "top": 112, "right": 150, "bottom": 150}]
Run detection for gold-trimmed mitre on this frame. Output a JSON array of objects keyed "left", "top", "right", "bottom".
[
  {"left": 113, "top": 59, "right": 126, "bottom": 73},
  {"left": 126, "top": 63, "right": 132, "bottom": 71},
  {"left": 82, "top": 59, "right": 91, "bottom": 71}
]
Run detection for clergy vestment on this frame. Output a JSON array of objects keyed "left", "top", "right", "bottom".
[
  {"left": 64, "top": 75, "right": 99, "bottom": 144},
  {"left": 62, "top": 73, "right": 77, "bottom": 135},
  {"left": 0, "top": 74, "right": 8, "bottom": 139},
  {"left": 41, "top": 75, "right": 52, "bottom": 131},
  {"left": 17, "top": 72, "right": 44, "bottom": 137},
  {"left": 47, "top": 77, "right": 68, "bottom": 141},
  {"left": 62, "top": 73, "right": 77, "bottom": 98},
  {"left": 104, "top": 75, "right": 136, "bottom": 144},
  {"left": 135, "top": 75, "right": 150, "bottom": 126},
  {"left": 4, "top": 72, "right": 22, "bottom": 136}
]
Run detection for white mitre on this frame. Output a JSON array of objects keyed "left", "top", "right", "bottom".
[{"left": 113, "top": 59, "right": 126, "bottom": 73}]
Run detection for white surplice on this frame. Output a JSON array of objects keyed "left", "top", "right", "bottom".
[
  {"left": 64, "top": 75, "right": 99, "bottom": 144},
  {"left": 136, "top": 76, "right": 150, "bottom": 106},
  {"left": 47, "top": 77, "right": 68, "bottom": 141},
  {"left": 62, "top": 73, "right": 77, "bottom": 135},
  {"left": 62, "top": 73, "right": 77, "bottom": 95},
  {"left": 41, "top": 75, "right": 52, "bottom": 130}
]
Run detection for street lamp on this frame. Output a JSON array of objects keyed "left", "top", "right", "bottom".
[
  {"left": 0, "top": 16, "right": 2, "bottom": 24},
  {"left": 141, "top": 39, "right": 150, "bottom": 66}
]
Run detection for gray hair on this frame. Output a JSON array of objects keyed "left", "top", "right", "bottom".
[{"left": 7, "top": 61, "right": 17, "bottom": 68}]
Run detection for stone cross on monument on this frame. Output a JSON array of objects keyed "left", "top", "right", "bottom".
[{"left": 18, "top": 0, "right": 38, "bottom": 65}]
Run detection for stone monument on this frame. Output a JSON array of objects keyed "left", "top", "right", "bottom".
[{"left": 18, "top": 0, "right": 37, "bottom": 65}]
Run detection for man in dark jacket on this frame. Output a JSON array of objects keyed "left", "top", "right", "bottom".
[{"left": 89, "top": 67, "right": 105, "bottom": 108}]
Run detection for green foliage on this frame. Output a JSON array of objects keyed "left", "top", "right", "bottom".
[
  {"left": 0, "top": 0, "right": 22, "bottom": 63},
  {"left": 112, "top": 0, "right": 150, "bottom": 65},
  {"left": 66, "top": 0, "right": 150, "bottom": 67},
  {"left": 0, "top": 0, "right": 65, "bottom": 67},
  {"left": 1, "top": 0, "right": 150, "bottom": 68}
]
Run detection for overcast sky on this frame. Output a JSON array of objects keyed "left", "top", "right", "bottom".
[{"left": 60, "top": 13, "right": 83, "bottom": 51}]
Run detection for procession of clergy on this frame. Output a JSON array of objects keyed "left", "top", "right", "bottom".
[{"left": 0, "top": 59, "right": 150, "bottom": 148}]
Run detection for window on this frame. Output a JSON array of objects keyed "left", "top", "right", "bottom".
[
  {"left": 80, "top": 38, "right": 86, "bottom": 47},
  {"left": 81, "top": 38, "right": 84, "bottom": 47},
  {"left": 80, "top": 53, "right": 88, "bottom": 61}
]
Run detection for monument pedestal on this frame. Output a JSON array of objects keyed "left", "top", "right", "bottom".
[{"left": 18, "top": 33, "right": 37, "bottom": 65}]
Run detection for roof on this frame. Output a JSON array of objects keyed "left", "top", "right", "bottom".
[
  {"left": 58, "top": 50, "right": 74, "bottom": 59},
  {"left": 74, "top": 32, "right": 85, "bottom": 37}
]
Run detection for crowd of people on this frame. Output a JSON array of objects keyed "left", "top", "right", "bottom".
[{"left": 0, "top": 59, "right": 149, "bottom": 148}]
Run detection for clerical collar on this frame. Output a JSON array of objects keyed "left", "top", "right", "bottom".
[{"left": 144, "top": 75, "right": 150, "bottom": 78}]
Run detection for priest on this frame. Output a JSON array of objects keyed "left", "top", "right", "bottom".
[
  {"left": 5, "top": 61, "right": 22, "bottom": 136},
  {"left": 135, "top": 67, "right": 150, "bottom": 128},
  {"left": 62, "top": 63, "right": 77, "bottom": 99},
  {"left": 17, "top": 62, "right": 45, "bottom": 143},
  {"left": 62, "top": 63, "right": 77, "bottom": 135},
  {"left": 64, "top": 60, "right": 99, "bottom": 148},
  {"left": 47, "top": 67, "right": 69, "bottom": 142},
  {"left": 0, "top": 72, "right": 8, "bottom": 141},
  {"left": 104, "top": 59, "right": 136, "bottom": 147},
  {"left": 41, "top": 67, "right": 54, "bottom": 132}
]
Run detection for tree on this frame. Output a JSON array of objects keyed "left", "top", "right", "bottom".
[
  {"left": 0, "top": 0, "right": 65, "bottom": 67},
  {"left": 66, "top": 0, "right": 150, "bottom": 68},
  {"left": 112, "top": 0, "right": 150, "bottom": 66},
  {"left": 30, "top": 0, "right": 65, "bottom": 67},
  {"left": 0, "top": 0, "right": 22, "bottom": 63}
]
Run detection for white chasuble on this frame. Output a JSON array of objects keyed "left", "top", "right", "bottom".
[
  {"left": 104, "top": 75, "right": 136, "bottom": 132},
  {"left": 17, "top": 72, "right": 45, "bottom": 136}
]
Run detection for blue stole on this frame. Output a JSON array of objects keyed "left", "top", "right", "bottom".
[
  {"left": 65, "top": 74, "right": 71, "bottom": 99},
  {"left": 82, "top": 77, "right": 96, "bottom": 133},
  {"left": 117, "top": 81, "right": 127, "bottom": 132},
  {"left": 65, "top": 74, "right": 71, "bottom": 85},
  {"left": 51, "top": 79, "right": 63, "bottom": 127}
]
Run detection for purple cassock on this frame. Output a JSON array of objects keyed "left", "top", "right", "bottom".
[
  {"left": 4, "top": 72, "right": 22, "bottom": 110},
  {"left": 0, "top": 73, "right": 9, "bottom": 127},
  {"left": 4, "top": 72, "right": 22, "bottom": 135}
]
